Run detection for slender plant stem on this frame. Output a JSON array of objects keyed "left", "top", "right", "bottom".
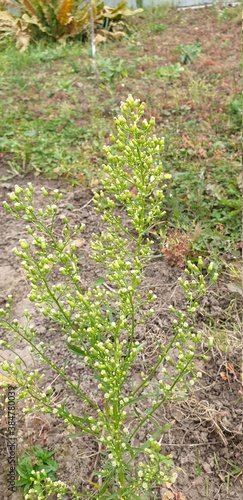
[{"left": 89, "top": 0, "right": 99, "bottom": 84}]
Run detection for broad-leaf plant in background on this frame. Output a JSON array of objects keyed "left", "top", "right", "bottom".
[
  {"left": 0, "top": 0, "right": 142, "bottom": 51},
  {"left": 0, "top": 96, "right": 218, "bottom": 499}
]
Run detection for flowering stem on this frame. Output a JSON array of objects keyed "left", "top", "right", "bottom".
[
  {"left": 128, "top": 358, "right": 192, "bottom": 443},
  {"left": 5, "top": 320, "right": 97, "bottom": 409}
]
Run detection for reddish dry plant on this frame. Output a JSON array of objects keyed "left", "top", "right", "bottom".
[{"left": 161, "top": 230, "right": 191, "bottom": 268}]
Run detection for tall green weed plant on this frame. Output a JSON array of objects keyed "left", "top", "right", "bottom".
[{"left": 0, "top": 96, "right": 218, "bottom": 499}]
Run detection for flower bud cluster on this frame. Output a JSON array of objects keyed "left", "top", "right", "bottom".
[
  {"left": 3, "top": 184, "right": 64, "bottom": 224},
  {"left": 24, "top": 470, "right": 80, "bottom": 500},
  {"left": 136, "top": 440, "right": 175, "bottom": 490},
  {"left": 94, "top": 95, "right": 172, "bottom": 238},
  {"left": 159, "top": 257, "right": 219, "bottom": 395},
  {"left": 0, "top": 361, "right": 52, "bottom": 411}
]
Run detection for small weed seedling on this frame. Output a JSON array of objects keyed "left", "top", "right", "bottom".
[
  {"left": 0, "top": 96, "right": 218, "bottom": 499},
  {"left": 87, "top": 56, "right": 129, "bottom": 86},
  {"left": 151, "top": 23, "right": 167, "bottom": 34},
  {"left": 225, "top": 460, "right": 243, "bottom": 493},
  {"left": 177, "top": 42, "right": 202, "bottom": 65},
  {"left": 15, "top": 446, "right": 58, "bottom": 496},
  {"left": 156, "top": 63, "right": 184, "bottom": 82},
  {"left": 194, "top": 448, "right": 202, "bottom": 477}
]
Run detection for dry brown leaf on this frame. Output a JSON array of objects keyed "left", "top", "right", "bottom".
[
  {"left": 129, "top": 185, "right": 138, "bottom": 197},
  {"left": 21, "top": 0, "right": 38, "bottom": 18},
  {"left": 16, "top": 30, "right": 30, "bottom": 52},
  {"left": 163, "top": 482, "right": 173, "bottom": 489},
  {"left": 77, "top": 173, "right": 87, "bottom": 185},
  {"left": 162, "top": 491, "right": 174, "bottom": 500},
  {"left": 225, "top": 363, "right": 238, "bottom": 377},
  {"left": 95, "top": 33, "right": 107, "bottom": 44},
  {"left": 213, "top": 150, "right": 223, "bottom": 160},
  {"left": 198, "top": 147, "right": 207, "bottom": 158},
  {"left": 182, "top": 134, "right": 194, "bottom": 148},
  {"left": 57, "top": 0, "right": 74, "bottom": 25},
  {"left": 66, "top": 238, "right": 85, "bottom": 251},
  {"left": 90, "top": 177, "right": 100, "bottom": 189},
  {"left": 107, "top": 30, "right": 126, "bottom": 39}
]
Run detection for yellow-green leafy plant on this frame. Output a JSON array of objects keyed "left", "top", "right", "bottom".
[
  {"left": 0, "top": 96, "right": 218, "bottom": 499},
  {"left": 0, "top": 0, "right": 142, "bottom": 50}
]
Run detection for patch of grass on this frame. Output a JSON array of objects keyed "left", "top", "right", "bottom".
[
  {"left": 151, "top": 22, "right": 167, "bottom": 34},
  {"left": 0, "top": 4, "right": 241, "bottom": 259},
  {"left": 0, "top": 109, "right": 95, "bottom": 177},
  {"left": 227, "top": 94, "right": 243, "bottom": 132},
  {"left": 217, "top": 5, "right": 243, "bottom": 23},
  {"left": 225, "top": 461, "right": 243, "bottom": 493},
  {"left": 0, "top": 41, "right": 115, "bottom": 179},
  {"left": 0, "top": 40, "right": 71, "bottom": 72},
  {"left": 161, "top": 154, "right": 242, "bottom": 257}
]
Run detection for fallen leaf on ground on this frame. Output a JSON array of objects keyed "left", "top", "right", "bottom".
[
  {"left": 162, "top": 491, "right": 174, "bottom": 500},
  {"left": 66, "top": 238, "right": 85, "bottom": 251}
]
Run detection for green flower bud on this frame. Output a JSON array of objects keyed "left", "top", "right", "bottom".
[
  {"left": 208, "top": 337, "right": 214, "bottom": 347},
  {"left": 207, "top": 262, "right": 214, "bottom": 273},
  {"left": 8, "top": 193, "right": 18, "bottom": 202},
  {"left": 1, "top": 362, "right": 10, "bottom": 371},
  {"left": 14, "top": 185, "right": 23, "bottom": 195},
  {"left": 20, "top": 240, "right": 29, "bottom": 250},
  {"left": 3, "top": 201, "right": 11, "bottom": 211},
  {"left": 41, "top": 187, "right": 49, "bottom": 196}
]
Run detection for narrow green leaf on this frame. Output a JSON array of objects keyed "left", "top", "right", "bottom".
[
  {"left": 66, "top": 343, "right": 86, "bottom": 356},
  {"left": 91, "top": 277, "right": 105, "bottom": 287}
]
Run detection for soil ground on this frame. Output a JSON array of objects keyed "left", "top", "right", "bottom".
[
  {"left": 0, "top": 166, "right": 242, "bottom": 500},
  {"left": 0, "top": 4, "right": 242, "bottom": 500}
]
